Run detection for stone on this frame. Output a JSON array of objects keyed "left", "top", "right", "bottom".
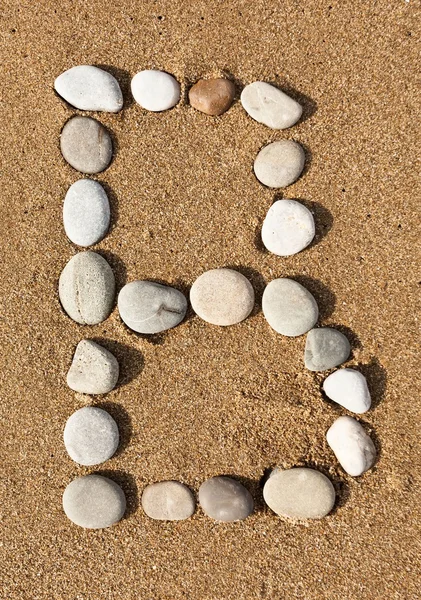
[
  {"left": 263, "top": 468, "right": 335, "bottom": 519},
  {"left": 141, "top": 481, "right": 195, "bottom": 521},
  {"left": 261, "top": 199, "right": 315, "bottom": 256},
  {"left": 131, "top": 70, "right": 180, "bottom": 112},
  {"left": 323, "top": 368, "right": 371, "bottom": 413},
  {"left": 189, "top": 78, "right": 236, "bottom": 116},
  {"left": 326, "top": 416, "right": 377, "bottom": 476},
  {"left": 63, "top": 474, "right": 126, "bottom": 528},
  {"left": 60, "top": 116, "right": 113, "bottom": 174},
  {"left": 199, "top": 476, "right": 254, "bottom": 522},
  {"left": 54, "top": 65, "right": 123, "bottom": 112},
  {"left": 241, "top": 81, "right": 302, "bottom": 129},
  {"left": 63, "top": 179, "right": 110, "bottom": 247},
  {"left": 305, "top": 328, "right": 351, "bottom": 371},
  {"left": 262, "top": 278, "right": 318, "bottom": 337},
  {"left": 63, "top": 406, "right": 119, "bottom": 466},
  {"left": 59, "top": 251, "right": 115, "bottom": 325},
  {"left": 254, "top": 140, "right": 305, "bottom": 188},
  {"left": 118, "top": 280, "right": 187, "bottom": 334},
  {"left": 66, "top": 340, "right": 119, "bottom": 395},
  {"left": 190, "top": 268, "right": 254, "bottom": 326}
]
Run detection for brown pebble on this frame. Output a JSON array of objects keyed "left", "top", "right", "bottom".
[{"left": 189, "top": 78, "right": 236, "bottom": 116}]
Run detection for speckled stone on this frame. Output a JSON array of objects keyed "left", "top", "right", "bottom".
[
  {"left": 131, "top": 70, "right": 180, "bottom": 111},
  {"left": 262, "top": 278, "right": 318, "bottom": 336},
  {"left": 241, "top": 81, "right": 302, "bottom": 129},
  {"left": 326, "top": 416, "right": 377, "bottom": 476},
  {"left": 54, "top": 65, "right": 123, "bottom": 112},
  {"left": 261, "top": 199, "right": 315, "bottom": 256},
  {"left": 60, "top": 116, "right": 113, "bottom": 174},
  {"left": 199, "top": 476, "right": 254, "bottom": 522},
  {"left": 305, "top": 328, "right": 351, "bottom": 371},
  {"left": 323, "top": 368, "right": 371, "bottom": 413},
  {"left": 189, "top": 78, "right": 236, "bottom": 116},
  {"left": 254, "top": 140, "right": 305, "bottom": 188},
  {"left": 66, "top": 339, "right": 119, "bottom": 395},
  {"left": 141, "top": 481, "right": 195, "bottom": 521},
  {"left": 63, "top": 179, "right": 110, "bottom": 247}
]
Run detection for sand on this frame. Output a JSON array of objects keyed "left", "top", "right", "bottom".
[{"left": 1, "top": 1, "right": 420, "bottom": 598}]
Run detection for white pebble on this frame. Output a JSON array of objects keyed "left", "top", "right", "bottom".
[
  {"left": 323, "top": 368, "right": 371, "bottom": 413},
  {"left": 326, "top": 415, "right": 377, "bottom": 476},
  {"left": 67, "top": 339, "right": 119, "bottom": 395},
  {"left": 261, "top": 199, "right": 315, "bottom": 256},
  {"left": 131, "top": 70, "right": 180, "bottom": 112},
  {"left": 55, "top": 65, "right": 123, "bottom": 112},
  {"left": 142, "top": 481, "right": 195, "bottom": 521},
  {"left": 241, "top": 81, "right": 302, "bottom": 129},
  {"left": 63, "top": 179, "right": 110, "bottom": 247},
  {"left": 262, "top": 278, "right": 318, "bottom": 336},
  {"left": 254, "top": 140, "right": 305, "bottom": 188}
]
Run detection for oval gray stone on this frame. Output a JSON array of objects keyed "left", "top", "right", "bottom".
[
  {"left": 198, "top": 476, "right": 254, "bottom": 522},
  {"left": 60, "top": 116, "right": 113, "bottom": 174},
  {"left": 55, "top": 65, "right": 123, "bottom": 112},
  {"left": 262, "top": 278, "right": 318, "bottom": 337},
  {"left": 254, "top": 140, "right": 305, "bottom": 188},
  {"left": 261, "top": 199, "right": 315, "bottom": 256},
  {"left": 63, "top": 179, "right": 110, "bottom": 247},
  {"left": 305, "top": 327, "right": 351, "bottom": 371},
  {"left": 241, "top": 81, "right": 302, "bottom": 130},
  {"left": 142, "top": 481, "right": 195, "bottom": 521},
  {"left": 63, "top": 474, "right": 126, "bottom": 528},
  {"left": 67, "top": 339, "right": 119, "bottom": 395}
]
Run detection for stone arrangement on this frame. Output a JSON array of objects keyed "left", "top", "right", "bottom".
[{"left": 55, "top": 65, "right": 378, "bottom": 529}]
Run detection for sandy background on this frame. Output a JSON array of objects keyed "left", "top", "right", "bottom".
[{"left": 1, "top": 1, "right": 420, "bottom": 598}]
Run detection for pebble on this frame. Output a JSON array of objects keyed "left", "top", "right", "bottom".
[
  {"left": 326, "top": 416, "right": 377, "bottom": 476},
  {"left": 190, "top": 268, "right": 255, "bottom": 326},
  {"left": 263, "top": 468, "right": 335, "bottom": 519},
  {"left": 261, "top": 199, "right": 315, "bottom": 256},
  {"left": 59, "top": 251, "right": 115, "bottom": 325},
  {"left": 63, "top": 406, "right": 119, "bottom": 466},
  {"left": 262, "top": 278, "right": 318, "bottom": 336},
  {"left": 63, "top": 474, "right": 126, "bottom": 528},
  {"left": 131, "top": 70, "right": 180, "bottom": 112},
  {"left": 66, "top": 339, "right": 119, "bottom": 395},
  {"left": 254, "top": 140, "right": 305, "bottom": 188},
  {"left": 323, "top": 368, "right": 371, "bottom": 413},
  {"left": 141, "top": 481, "right": 195, "bottom": 521},
  {"left": 305, "top": 328, "right": 351, "bottom": 371},
  {"left": 63, "top": 179, "right": 110, "bottom": 247},
  {"left": 54, "top": 65, "right": 123, "bottom": 112},
  {"left": 199, "top": 476, "right": 254, "bottom": 522},
  {"left": 60, "top": 116, "right": 113, "bottom": 174},
  {"left": 118, "top": 280, "right": 187, "bottom": 334},
  {"left": 189, "top": 78, "right": 236, "bottom": 116},
  {"left": 241, "top": 81, "right": 302, "bottom": 129}
]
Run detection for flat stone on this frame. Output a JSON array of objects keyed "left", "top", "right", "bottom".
[
  {"left": 67, "top": 339, "right": 119, "bottom": 395},
  {"left": 118, "top": 280, "right": 187, "bottom": 334},
  {"left": 54, "top": 65, "right": 123, "bottom": 112},
  {"left": 141, "top": 481, "right": 195, "bottom": 521},
  {"left": 60, "top": 116, "right": 113, "bottom": 174},
  {"left": 199, "top": 476, "right": 254, "bottom": 522},
  {"left": 305, "top": 328, "right": 351, "bottom": 371},
  {"left": 131, "top": 70, "right": 180, "bottom": 112},
  {"left": 326, "top": 416, "right": 377, "bottom": 476},
  {"left": 63, "top": 179, "right": 110, "bottom": 247},
  {"left": 59, "top": 251, "right": 115, "bottom": 325},
  {"left": 241, "top": 81, "right": 302, "bottom": 129},
  {"left": 261, "top": 199, "right": 315, "bottom": 256},
  {"left": 262, "top": 278, "right": 318, "bottom": 336},
  {"left": 263, "top": 468, "right": 335, "bottom": 519},
  {"left": 323, "top": 368, "right": 371, "bottom": 413},
  {"left": 190, "top": 268, "right": 254, "bottom": 326},
  {"left": 254, "top": 140, "right": 305, "bottom": 188},
  {"left": 63, "top": 475, "right": 126, "bottom": 528},
  {"left": 189, "top": 78, "right": 236, "bottom": 116},
  {"left": 63, "top": 406, "right": 119, "bottom": 466}
]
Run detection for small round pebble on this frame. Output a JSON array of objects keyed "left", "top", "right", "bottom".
[
  {"left": 261, "top": 199, "right": 315, "bottom": 256},
  {"left": 131, "top": 70, "right": 180, "bottom": 112},
  {"left": 63, "top": 406, "right": 119, "bottom": 466},
  {"left": 59, "top": 251, "right": 115, "bottom": 325},
  {"left": 326, "top": 416, "right": 377, "bottom": 476},
  {"left": 63, "top": 474, "right": 126, "bottom": 529},
  {"left": 199, "top": 476, "right": 254, "bottom": 522},
  {"left": 263, "top": 468, "right": 335, "bottom": 519},
  {"left": 262, "top": 278, "right": 318, "bottom": 337},
  {"left": 190, "top": 268, "right": 254, "bottom": 326},
  {"left": 323, "top": 368, "right": 371, "bottom": 413},
  {"left": 118, "top": 280, "right": 187, "bottom": 334},
  {"left": 60, "top": 116, "right": 113, "bottom": 174},
  {"left": 142, "top": 481, "right": 195, "bottom": 521},
  {"left": 54, "top": 65, "right": 123, "bottom": 112},
  {"left": 241, "top": 81, "right": 302, "bottom": 129},
  {"left": 63, "top": 179, "right": 110, "bottom": 247},
  {"left": 67, "top": 339, "right": 119, "bottom": 395},
  {"left": 305, "top": 327, "right": 351, "bottom": 371},
  {"left": 254, "top": 140, "right": 305, "bottom": 188},
  {"left": 189, "top": 78, "right": 236, "bottom": 116}
]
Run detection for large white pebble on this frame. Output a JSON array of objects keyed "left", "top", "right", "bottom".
[
  {"left": 326, "top": 416, "right": 377, "bottom": 476},
  {"left": 262, "top": 278, "right": 318, "bottom": 336},
  {"left": 323, "top": 368, "right": 371, "bottom": 413},
  {"left": 67, "top": 339, "right": 119, "bottom": 395},
  {"left": 241, "top": 81, "right": 302, "bottom": 129},
  {"left": 131, "top": 70, "right": 180, "bottom": 112},
  {"left": 142, "top": 481, "right": 195, "bottom": 521},
  {"left": 262, "top": 199, "right": 315, "bottom": 256},
  {"left": 55, "top": 65, "right": 123, "bottom": 112},
  {"left": 254, "top": 140, "right": 305, "bottom": 188},
  {"left": 63, "top": 179, "right": 110, "bottom": 247}
]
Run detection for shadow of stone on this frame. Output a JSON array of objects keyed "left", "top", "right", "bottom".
[
  {"left": 96, "top": 250, "right": 127, "bottom": 291},
  {"left": 268, "top": 79, "right": 318, "bottom": 124},
  {"left": 97, "top": 180, "right": 119, "bottom": 234},
  {"left": 95, "top": 469, "right": 139, "bottom": 517},
  {"left": 357, "top": 357, "right": 387, "bottom": 410},
  {"left": 94, "top": 401, "right": 133, "bottom": 456},
  {"left": 293, "top": 198, "right": 334, "bottom": 248},
  {"left": 225, "top": 265, "right": 266, "bottom": 316},
  {"left": 293, "top": 275, "right": 336, "bottom": 321},
  {"left": 95, "top": 64, "right": 134, "bottom": 110},
  {"left": 91, "top": 338, "right": 144, "bottom": 388}
]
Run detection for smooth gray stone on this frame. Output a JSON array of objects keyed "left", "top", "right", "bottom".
[
  {"left": 118, "top": 280, "right": 187, "bottom": 334},
  {"left": 263, "top": 468, "right": 335, "bottom": 519},
  {"left": 59, "top": 251, "right": 115, "bottom": 325},
  {"left": 67, "top": 339, "right": 119, "bottom": 395},
  {"left": 142, "top": 481, "right": 195, "bottom": 521},
  {"left": 326, "top": 416, "right": 376, "bottom": 476},
  {"left": 241, "top": 81, "right": 302, "bottom": 129},
  {"left": 63, "top": 475, "right": 126, "bottom": 528},
  {"left": 55, "top": 65, "right": 123, "bottom": 112},
  {"left": 262, "top": 278, "right": 318, "bottom": 337},
  {"left": 198, "top": 476, "right": 254, "bottom": 522},
  {"left": 254, "top": 140, "right": 305, "bottom": 188},
  {"left": 63, "top": 406, "right": 119, "bottom": 466},
  {"left": 305, "top": 327, "right": 351, "bottom": 371},
  {"left": 63, "top": 179, "right": 110, "bottom": 247},
  {"left": 60, "top": 116, "right": 113, "bottom": 174}
]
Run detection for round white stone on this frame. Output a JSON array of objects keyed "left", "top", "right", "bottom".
[
  {"left": 131, "top": 70, "right": 180, "bottom": 112},
  {"left": 55, "top": 65, "right": 123, "bottom": 112},
  {"left": 66, "top": 339, "right": 119, "bottom": 395},
  {"left": 262, "top": 278, "right": 318, "bottom": 337},
  {"left": 241, "top": 81, "right": 302, "bottom": 129},
  {"left": 254, "top": 140, "right": 305, "bottom": 188},
  {"left": 63, "top": 179, "right": 110, "bottom": 247},
  {"left": 261, "top": 199, "right": 315, "bottom": 256},
  {"left": 142, "top": 481, "right": 195, "bottom": 521},
  {"left": 326, "top": 416, "right": 377, "bottom": 477},
  {"left": 323, "top": 368, "right": 371, "bottom": 413}
]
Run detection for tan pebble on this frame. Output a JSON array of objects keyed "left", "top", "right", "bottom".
[{"left": 189, "top": 78, "right": 236, "bottom": 116}]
